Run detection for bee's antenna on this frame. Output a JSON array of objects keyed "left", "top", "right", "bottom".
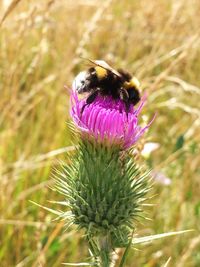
[
  {"left": 79, "top": 56, "right": 89, "bottom": 61},
  {"left": 79, "top": 56, "right": 94, "bottom": 68}
]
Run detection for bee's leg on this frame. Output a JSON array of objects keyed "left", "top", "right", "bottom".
[
  {"left": 86, "top": 89, "right": 99, "bottom": 104},
  {"left": 119, "top": 88, "right": 129, "bottom": 118},
  {"left": 125, "top": 102, "right": 130, "bottom": 115},
  {"left": 80, "top": 89, "right": 99, "bottom": 116}
]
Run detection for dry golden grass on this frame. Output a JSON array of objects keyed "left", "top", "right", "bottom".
[{"left": 0, "top": 0, "right": 200, "bottom": 266}]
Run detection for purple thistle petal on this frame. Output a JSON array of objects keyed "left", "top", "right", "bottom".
[
  {"left": 134, "top": 92, "right": 147, "bottom": 116},
  {"left": 70, "top": 91, "right": 155, "bottom": 149}
]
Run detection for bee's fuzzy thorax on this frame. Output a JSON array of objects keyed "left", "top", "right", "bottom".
[
  {"left": 95, "top": 66, "right": 108, "bottom": 80},
  {"left": 124, "top": 77, "right": 140, "bottom": 90}
]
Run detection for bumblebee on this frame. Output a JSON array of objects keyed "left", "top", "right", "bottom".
[{"left": 72, "top": 59, "right": 141, "bottom": 113}]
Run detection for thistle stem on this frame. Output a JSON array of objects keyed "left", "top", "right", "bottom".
[{"left": 98, "top": 236, "right": 112, "bottom": 267}]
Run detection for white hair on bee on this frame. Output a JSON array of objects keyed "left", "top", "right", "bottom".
[{"left": 72, "top": 71, "right": 87, "bottom": 93}]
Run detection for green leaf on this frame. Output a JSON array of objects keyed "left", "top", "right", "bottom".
[
  {"left": 174, "top": 135, "right": 185, "bottom": 151},
  {"left": 49, "top": 238, "right": 61, "bottom": 254}
]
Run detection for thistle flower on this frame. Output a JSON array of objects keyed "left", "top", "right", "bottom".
[
  {"left": 71, "top": 91, "right": 154, "bottom": 148},
  {"left": 55, "top": 88, "right": 154, "bottom": 266}
]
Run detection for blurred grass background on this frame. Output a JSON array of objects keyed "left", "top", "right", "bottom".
[{"left": 0, "top": 0, "right": 200, "bottom": 266}]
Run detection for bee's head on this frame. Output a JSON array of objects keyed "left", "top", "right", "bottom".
[
  {"left": 72, "top": 71, "right": 90, "bottom": 94},
  {"left": 124, "top": 77, "right": 140, "bottom": 90}
]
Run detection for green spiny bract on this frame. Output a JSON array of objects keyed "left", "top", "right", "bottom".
[{"left": 56, "top": 139, "right": 150, "bottom": 250}]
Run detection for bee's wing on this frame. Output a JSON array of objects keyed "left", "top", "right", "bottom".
[{"left": 84, "top": 58, "right": 122, "bottom": 78}]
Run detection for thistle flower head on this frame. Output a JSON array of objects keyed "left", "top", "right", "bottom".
[{"left": 71, "top": 91, "right": 154, "bottom": 148}]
